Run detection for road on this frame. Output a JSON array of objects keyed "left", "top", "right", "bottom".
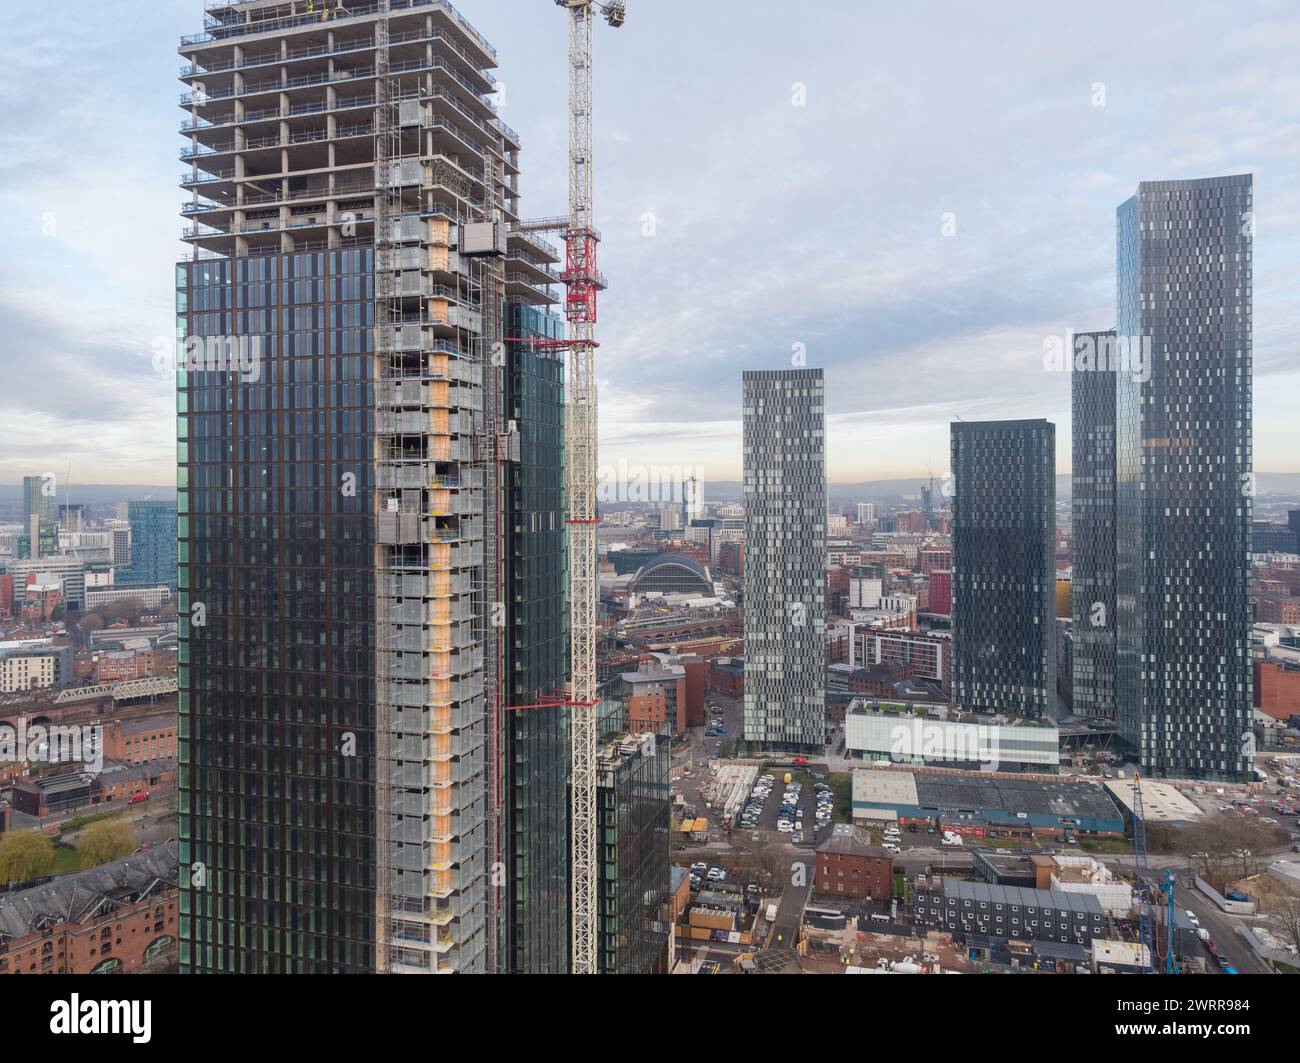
[
  {"left": 10, "top": 790, "right": 177, "bottom": 850},
  {"left": 1173, "top": 878, "right": 1273, "bottom": 975}
]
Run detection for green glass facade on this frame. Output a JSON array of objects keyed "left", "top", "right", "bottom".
[
  {"left": 177, "top": 249, "right": 378, "bottom": 973},
  {"left": 118, "top": 500, "right": 179, "bottom": 594},
  {"left": 499, "top": 302, "right": 570, "bottom": 973},
  {"left": 596, "top": 726, "right": 671, "bottom": 975}
]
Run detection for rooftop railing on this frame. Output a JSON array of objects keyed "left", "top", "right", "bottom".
[
  {"left": 181, "top": 30, "right": 496, "bottom": 90},
  {"left": 183, "top": 0, "right": 497, "bottom": 65}
]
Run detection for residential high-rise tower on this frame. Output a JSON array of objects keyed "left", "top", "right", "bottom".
[
  {"left": 951, "top": 419, "right": 1056, "bottom": 719},
  {"left": 1071, "top": 330, "right": 1118, "bottom": 721},
  {"left": 1115, "top": 175, "right": 1254, "bottom": 780},
  {"left": 176, "top": 0, "right": 567, "bottom": 973},
  {"left": 741, "top": 368, "right": 827, "bottom": 749}
]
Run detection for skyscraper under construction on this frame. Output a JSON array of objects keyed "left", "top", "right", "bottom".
[{"left": 176, "top": 0, "right": 567, "bottom": 974}]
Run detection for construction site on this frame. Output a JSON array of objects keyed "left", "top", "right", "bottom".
[{"left": 177, "top": 0, "right": 629, "bottom": 974}]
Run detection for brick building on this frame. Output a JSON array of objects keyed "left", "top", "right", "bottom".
[
  {"left": 103, "top": 715, "right": 178, "bottom": 766},
  {"left": 815, "top": 826, "right": 893, "bottom": 900},
  {"left": 1256, "top": 659, "right": 1300, "bottom": 722},
  {"left": 706, "top": 656, "right": 744, "bottom": 699},
  {"left": 0, "top": 842, "right": 179, "bottom": 975},
  {"left": 919, "top": 548, "right": 952, "bottom": 575},
  {"left": 716, "top": 541, "right": 744, "bottom": 578},
  {"left": 1257, "top": 596, "right": 1300, "bottom": 625},
  {"left": 618, "top": 661, "right": 687, "bottom": 738},
  {"left": 929, "top": 570, "right": 952, "bottom": 616},
  {"left": 94, "top": 648, "right": 158, "bottom": 683}
]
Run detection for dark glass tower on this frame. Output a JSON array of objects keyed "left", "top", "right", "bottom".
[
  {"left": 499, "top": 300, "right": 570, "bottom": 973},
  {"left": 741, "top": 368, "right": 827, "bottom": 749},
  {"left": 1071, "top": 331, "right": 1118, "bottom": 720},
  {"left": 118, "top": 500, "right": 179, "bottom": 594},
  {"left": 177, "top": 248, "right": 379, "bottom": 973},
  {"left": 176, "top": 1, "right": 569, "bottom": 973},
  {"left": 595, "top": 726, "right": 671, "bottom": 975},
  {"left": 1115, "top": 175, "right": 1254, "bottom": 780},
  {"left": 951, "top": 419, "right": 1056, "bottom": 719}
]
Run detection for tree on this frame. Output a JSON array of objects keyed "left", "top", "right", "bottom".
[
  {"left": 100, "top": 599, "right": 145, "bottom": 624},
  {"left": 77, "top": 818, "right": 138, "bottom": 870},
  {"left": 77, "top": 612, "right": 106, "bottom": 635},
  {"left": 1269, "top": 892, "right": 1300, "bottom": 957},
  {"left": 1176, "top": 815, "right": 1285, "bottom": 892},
  {"left": 732, "top": 835, "right": 791, "bottom": 894},
  {"left": 0, "top": 831, "right": 56, "bottom": 884}
]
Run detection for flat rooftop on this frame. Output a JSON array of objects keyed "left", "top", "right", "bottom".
[
  {"left": 852, "top": 769, "right": 919, "bottom": 810},
  {"left": 914, "top": 773, "right": 1120, "bottom": 823},
  {"left": 1104, "top": 779, "right": 1203, "bottom": 824}
]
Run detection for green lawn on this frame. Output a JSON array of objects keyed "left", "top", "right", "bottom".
[
  {"left": 49, "top": 846, "right": 81, "bottom": 875},
  {"left": 57, "top": 810, "right": 121, "bottom": 836},
  {"left": 1079, "top": 837, "right": 1133, "bottom": 854},
  {"left": 978, "top": 837, "right": 1038, "bottom": 850}
]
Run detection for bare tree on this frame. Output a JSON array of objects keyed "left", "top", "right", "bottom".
[
  {"left": 1271, "top": 893, "right": 1300, "bottom": 956},
  {"left": 77, "top": 612, "right": 106, "bottom": 635}
]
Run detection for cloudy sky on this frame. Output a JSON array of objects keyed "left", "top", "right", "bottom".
[{"left": 1, "top": 0, "right": 1297, "bottom": 488}]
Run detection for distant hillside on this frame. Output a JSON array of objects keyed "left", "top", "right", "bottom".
[
  {"left": 697, "top": 473, "right": 1300, "bottom": 506},
  {"left": 0, "top": 484, "right": 176, "bottom": 505}
]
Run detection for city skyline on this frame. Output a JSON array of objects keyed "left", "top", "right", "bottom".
[
  {"left": 3, "top": 0, "right": 1300, "bottom": 485},
  {"left": 0, "top": 0, "right": 1298, "bottom": 996}
]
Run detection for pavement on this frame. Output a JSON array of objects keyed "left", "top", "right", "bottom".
[{"left": 1173, "top": 877, "right": 1273, "bottom": 975}]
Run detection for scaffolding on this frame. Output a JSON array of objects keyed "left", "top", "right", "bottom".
[{"left": 373, "top": 0, "right": 497, "bottom": 974}]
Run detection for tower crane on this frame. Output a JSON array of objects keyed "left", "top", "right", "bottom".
[
  {"left": 1129, "top": 770, "right": 1158, "bottom": 972},
  {"left": 554, "top": 0, "right": 625, "bottom": 978}
]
